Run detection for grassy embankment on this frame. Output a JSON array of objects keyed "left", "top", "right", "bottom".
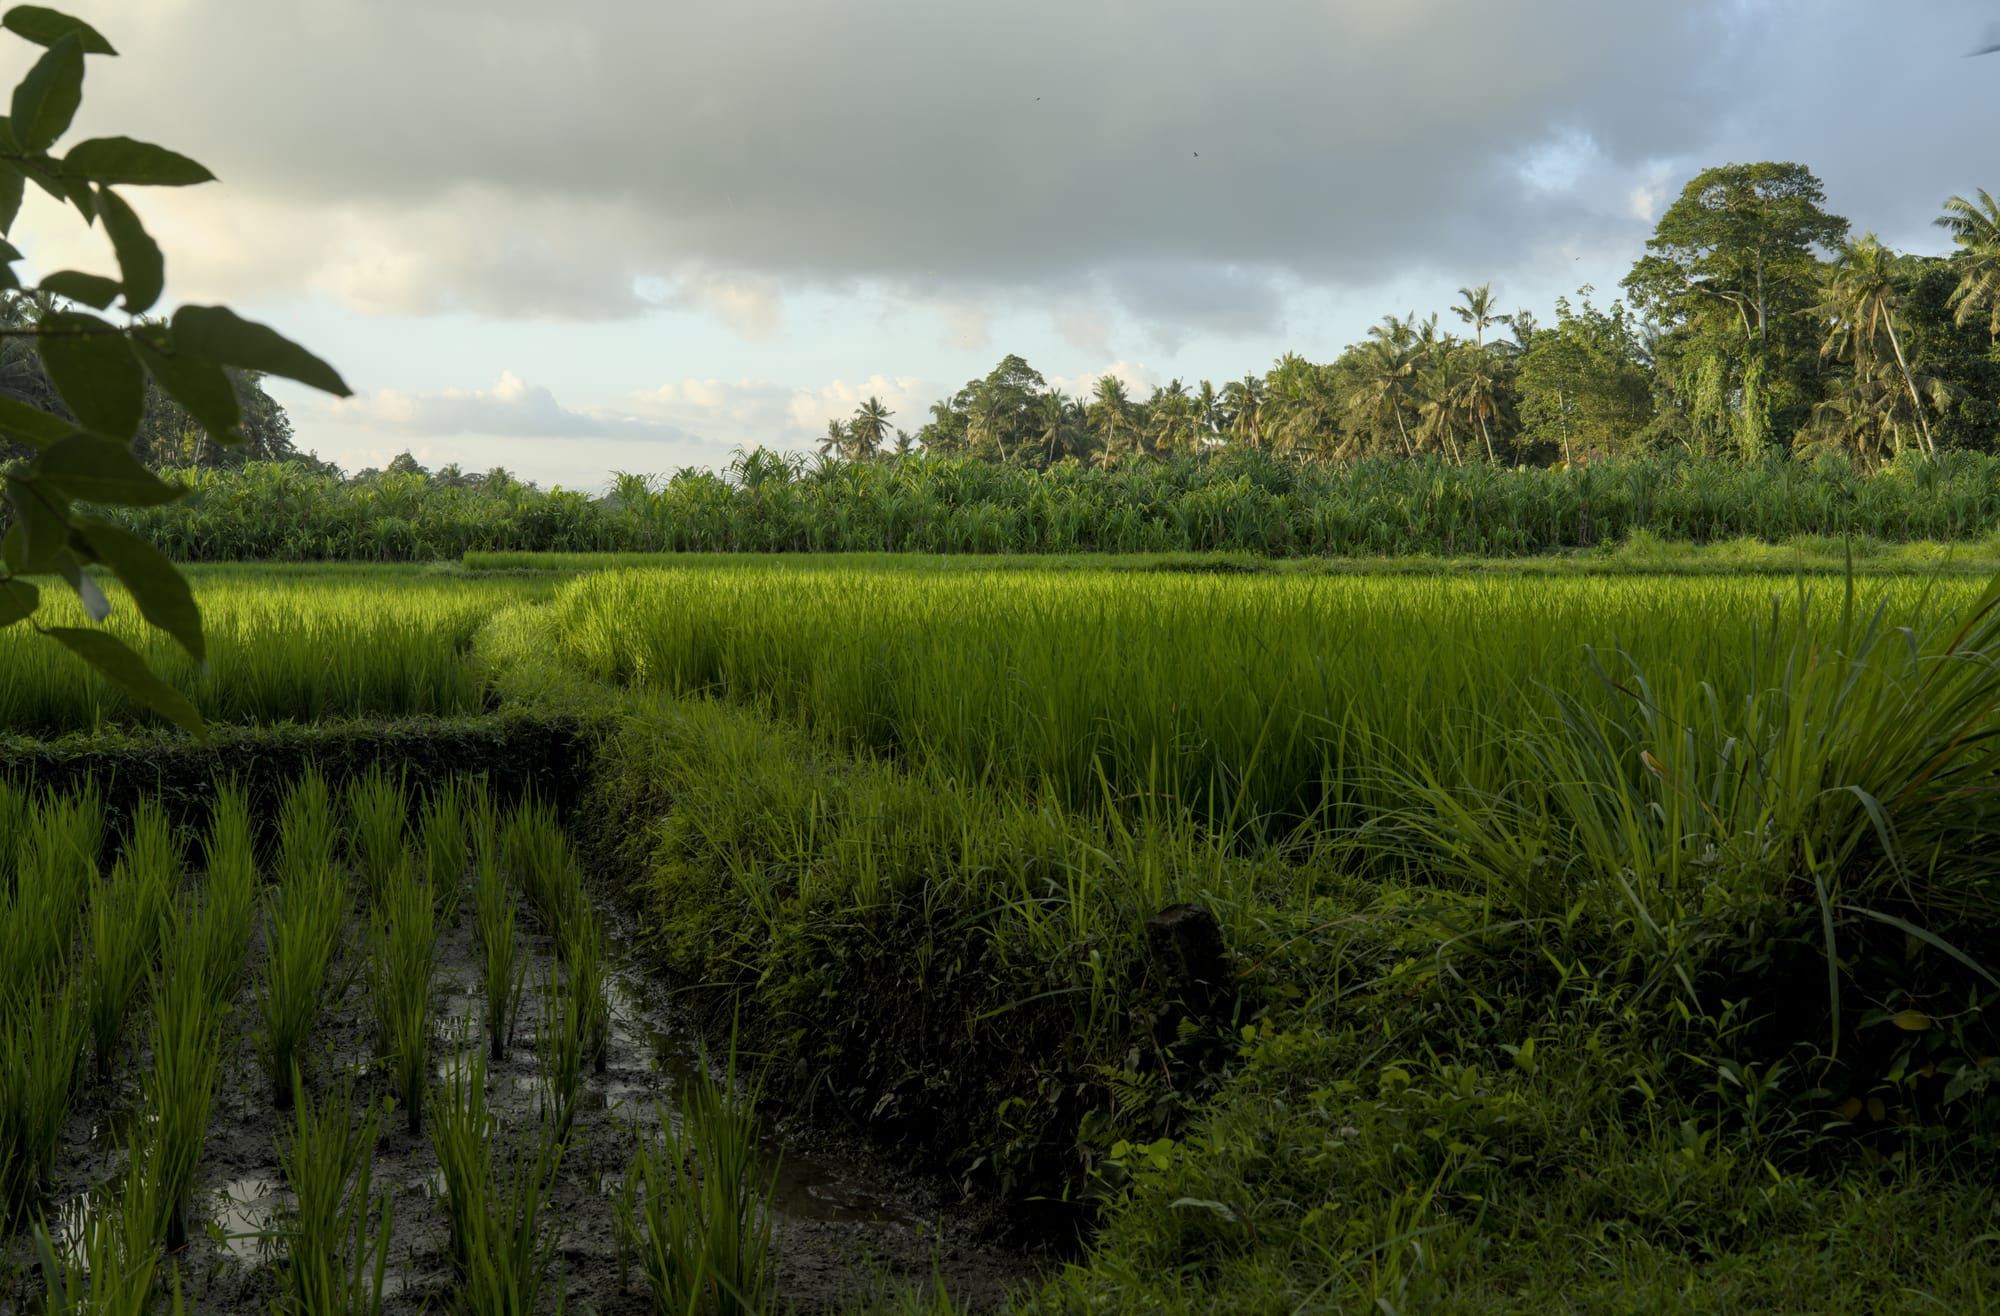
[{"left": 488, "top": 560, "right": 2000, "bottom": 1311}]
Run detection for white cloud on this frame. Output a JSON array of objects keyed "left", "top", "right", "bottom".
[
  {"left": 328, "top": 372, "right": 705, "bottom": 442},
  {"left": 631, "top": 373, "right": 933, "bottom": 448},
  {"left": 1048, "top": 360, "right": 1157, "bottom": 401}
]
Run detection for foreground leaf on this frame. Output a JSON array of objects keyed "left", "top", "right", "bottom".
[
  {"left": 62, "top": 135, "right": 214, "bottom": 187},
  {"left": 95, "top": 186, "right": 161, "bottom": 311},
  {"left": 10, "top": 29, "right": 82, "bottom": 151},
  {"left": 171, "top": 305, "right": 350, "bottom": 396},
  {"left": 37, "top": 310, "right": 143, "bottom": 434},
  {"left": 75, "top": 518, "right": 202, "bottom": 661},
  {"left": 34, "top": 433, "right": 181, "bottom": 504},
  {"left": 2, "top": 6, "right": 115, "bottom": 55},
  {"left": 0, "top": 394, "right": 75, "bottom": 448},
  {"left": 38, "top": 267, "right": 119, "bottom": 308},
  {"left": 46, "top": 625, "right": 202, "bottom": 733},
  {"left": 134, "top": 330, "right": 240, "bottom": 441}
]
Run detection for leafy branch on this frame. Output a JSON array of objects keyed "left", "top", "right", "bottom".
[{"left": 0, "top": 5, "right": 350, "bottom": 732}]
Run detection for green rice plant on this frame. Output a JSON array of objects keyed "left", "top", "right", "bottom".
[
  {"left": 344, "top": 764, "right": 408, "bottom": 907},
  {"left": 628, "top": 1045, "right": 775, "bottom": 1316},
  {"left": 501, "top": 798, "right": 578, "bottom": 936},
  {"left": 369, "top": 859, "right": 439, "bottom": 1133},
  {"left": 277, "top": 767, "right": 337, "bottom": 886},
  {"left": 185, "top": 781, "right": 260, "bottom": 1015},
  {"left": 257, "top": 847, "right": 350, "bottom": 1111},
  {"left": 0, "top": 981, "right": 86, "bottom": 1229},
  {"left": 564, "top": 902, "right": 612, "bottom": 1075},
  {"left": 1, "top": 787, "right": 104, "bottom": 1007},
  {"left": 535, "top": 961, "right": 586, "bottom": 1145},
  {"left": 420, "top": 777, "right": 471, "bottom": 916},
  {"left": 275, "top": 1075, "right": 393, "bottom": 1316},
  {"left": 85, "top": 799, "right": 177, "bottom": 1081},
  {"left": 33, "top": 1155, "right": 182, "bottom": 1316},
  {"left": 137, "top": 957, "right": 224, "bottom": 1252},
  {"left": 429, "top": 1047, "right": 567, "bottom": 1313},
  {"left": 473, "top": 826, "right": 525, "bottom": 1062}
]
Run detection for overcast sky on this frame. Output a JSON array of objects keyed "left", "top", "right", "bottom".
[{"left": 11, "top": 1, "right": 2000, "bottom": 488}]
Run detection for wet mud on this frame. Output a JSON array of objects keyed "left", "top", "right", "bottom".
[{"left": 6, "top": 888, "right": 1045, "bottom": 1313}]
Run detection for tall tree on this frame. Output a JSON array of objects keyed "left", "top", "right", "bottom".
[
  {"left": 1812, "top": 234, "right": 1933, "bottom": 455},
  {"left": 1515, "top": 290, "right": 1656, "bottom": 464},
  {"left": 1452, "top": 284, "right": 1510, "bottom": 350},
  {"left": 1937, "top": 189, "right": 2000, "bottom": 337},
  {"left": 1623, "top": 162, "right": 1849, "bottom": 458},
  {"left": 1086, "top": 375, "right": 1136, "bottom": 462},
  {"left": 849, "top": 396, "right": 893, "bottom": 459}
]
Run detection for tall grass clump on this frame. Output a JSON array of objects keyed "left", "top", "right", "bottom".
[
  {"left": 420, "top": 777, "right": 470, "bottom": 915},
  {"left": 535, "top": 963, "right": 587, "bottom": 1145},
  {"left": 85, "top": 798, "right": 176, "bottom": 1081},
  {"left": 430, "top": 1047, "right": 567, "bottom": 1313},
  {"left": 275, "top": 1077, "right": 392, "bottom": 1316},
  {"left": 473, "top": 823, "right": 524, "bottom": 1062},
  {"left": 187, "top": 781, "right": 259, "bottom": 1012},
  {"left": 501, "top": 798, "right": 578, "bottom": 935},
  {"left": 1, "top": 787, "right": 103, "bottom": 1007},
  {"left": 565, "top": 904, "right": 611, "bottom": 1074},
  {"left": 137, "top": 954, "right": 225, "bottom": 1252},
  {"left": 369, "top": 859, "right": 440, "bottom": 1133},
  {"left": 0, "top": 982, "right": 86, "bottom": 1229},
  {"left": 257, "top": 838, "right": 349, "bottom": 1110},
  {"left": 626, "top": 1048, "right": 774, "bottom": 1316},
  {"left": 345, "top": 765, "right": 408, "bottom": 907},
  {"left": 33, "top": 1156, "right": 180, "bottom": 1316}
]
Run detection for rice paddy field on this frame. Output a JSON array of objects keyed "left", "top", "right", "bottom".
[{"left": 10, "top": 551, "right": 2000, "bottom": 1312}]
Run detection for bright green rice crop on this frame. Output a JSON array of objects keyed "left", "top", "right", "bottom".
[
  {"left": 536, "top": 564, "right": 1996, "bottom": 833},
  {"left": 0, "top": 565, "right": 553, "bottom": 734}
]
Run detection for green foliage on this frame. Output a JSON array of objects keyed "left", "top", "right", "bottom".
[
  {"left": 84, "top": 794, "right": 174, "bottom": 1079},
  {"left": 256, "top": 824, "right": 347, "bottom": 1110},
  {"left": 368, "top": 855, "right": 440, "bottom": 1134},
  {"left": 625, "top": 1048, "right": 775, "bottom": 1316},
  {"left": 0, "top": 977, "right": 84, "bottom": 1227},
  {"left": 275, "top": 1077, "right": 393, "bottom": 1316},
  {"left": 0, "top": 6, "right": 349, "bottom": 730},
  {"left": 429, "top": 1047, "right": 567, "bottom": 1314},
  {"left": 137, "top": 937, "right": 224, "bottom": 1251}
]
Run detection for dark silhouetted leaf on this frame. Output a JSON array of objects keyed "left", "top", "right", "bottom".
[
  {"left": 33, "top": 433, "right": 180, "bottom": 504},
  {"left": 0, "top": 576, "right": 36, "bottom": 627},
  {"left": 75, "top": 518, "right": 201, "bottom": 660},
  {"left": 134, "top": 329, "right": 240, "bottom": 441},
  {"left": 2, "top": 7, "right": 115, "bottom": 55},
  {"left": 0, "top": 160, "right": 23, "bottom": 233},
  {"left": 171, "top": 305, "right": 350, "bottom": 396},
  {"left": 37, "top": 309, "right": 142, "bottom": 434},
  {"left": 0, "top": 395, "right": 75, "bottom": 447},
  {"left": 11, "top": 30, "right": 82, "bottom": 150},
  {"left": 3, "top": 472, "right": 68, "bottom": 568},
  {"left": 95, "top": 187, "right": 160, "bottom": 311},
  {"left": 38, "top": 267, "right": 119, "bottom": 308},
  {"left": 62, "top": 135, "right": 213, "bottom": 186},
  {"left": 47, "top": 626, "right": 203, "bottom": 733}
]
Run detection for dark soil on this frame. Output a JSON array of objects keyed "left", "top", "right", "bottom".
[{"left": 6, "top": 886, "right": 1045, "bottom": 1313}]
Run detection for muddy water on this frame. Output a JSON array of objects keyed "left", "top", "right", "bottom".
[{"left": 11, "top": 895, "right": 1042, "bottom": 1313}]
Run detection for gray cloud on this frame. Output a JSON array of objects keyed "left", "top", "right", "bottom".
[
  {"left": 30, "top": 0, "right": 2000, "bottom": 334},
  {"left": 331, "top": 372, "right": 708, "bottom": 442}
]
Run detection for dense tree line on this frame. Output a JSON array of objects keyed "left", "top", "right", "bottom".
[
  {"left": 107, "top": 448, "right": 2000, "bottom": 561},
  {"left": 814, "top": 165, "right": 1998, "bottom": 473}
]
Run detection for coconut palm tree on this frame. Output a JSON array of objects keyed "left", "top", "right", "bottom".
[
  {"left": 1451, "top": 284, "right": 1511, "bottom": 351},
  {"left": 1937, "top": 189, "right": 2000, "bottom": 336},
  {"left": 818, "top": 419, "right": 849, "bottom": 461},
  {"left": 849, "top": 396, "right": 894, "bottom": 460},
  {"left": 1813, "top": 233, "right": 1934, "bottom": 455},
  {"left": 1346, "top": 338, "right": 1417, "bottom": 457},
  {"left": 1449, "top": 344, "right": 1503, "bottom": 462},
  {"left": 1221, "top": 375, "right": 1266, "bottom": 450},
  {"left": 1194, "top": 379, "right": 1224, "bottom": 444},
  {"left": 1417, "top": 348, "right": 1467, "bottom": 465},
  {"left": 1087, "top": 375, "right": 1136, "bottom": 461}
]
